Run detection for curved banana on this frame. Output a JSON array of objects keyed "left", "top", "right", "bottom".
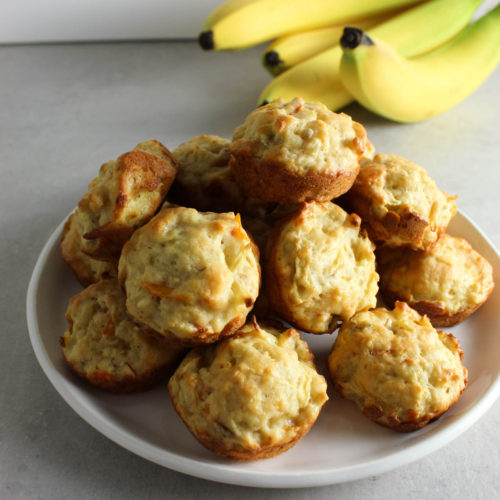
[
  {"left": 202, "top": 0, "right": 259, "bottom": 31},
  {"left": 339, "top": 6, "right": 500, "bottom": 122},
  {"left": 258, "top": 0, "right": 484, "bottom": 109},
  {"left": 262, "top": 13, "right": 390, "bottom": 77},
  {"left": 198, "top": 0, "right": 422, "bottom": 51}
]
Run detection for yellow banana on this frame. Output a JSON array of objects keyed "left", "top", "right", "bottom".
[
  {"left": 258, "top": 0, "right": 484, "bottom": 109},
  {"left": 262, "top": 12, "right": 392, "bottom": 77},
  {"left": 202, "top": 0, "right": 259, "bottom": 30},
  {"left": 338, "top": 5, "right": 500, "bottom": 123},
  {"left": 198, "top": 0, "right": 422, "bottom": 51}
]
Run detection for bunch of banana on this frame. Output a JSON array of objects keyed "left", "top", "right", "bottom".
[
  {"left": 338, "top": 4, "right": 500, "bottom": 122},
  {"left": 198, "top": 0, "right": 499, "bottom": 122},
  {"left": 257, "top": 0, "right": 485, "bottom": 109}
]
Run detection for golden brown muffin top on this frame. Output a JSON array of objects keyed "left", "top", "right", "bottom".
[
  {"left": 230, "top": 97, "right": 367, "bottom": 176},
  {"left": 377, "top": 233, "right": 494, "bottom": 322},
  {"left": 118, "top": 206, "right": 260, "bottom": 344},
  {"left": 347, "top": 154, "right": 456, "bottom": 250},
  {"left": 168, "top": 320, "right": 328, "bottom": 456},
  {"left": 173, "top": 134, "right": 231, "bottom": 180},
  {"left": 328, "top": 302, "right": 467, "bottom": 430},
  {"left": 76, "top": 139, "right": 177, "bottom": 260},
  {"left": 268, "top": 201, "right": 378, "bottom": 333},
  {"left": 61, "top": 279, "right": 182, "bottom": 383},
  {"left": 172, "top": 135, "right": 243, "bottom": 211}
]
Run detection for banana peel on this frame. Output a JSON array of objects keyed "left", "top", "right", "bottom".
[{"left": 339, "top": 5, "right": 500, "bottom": 122}]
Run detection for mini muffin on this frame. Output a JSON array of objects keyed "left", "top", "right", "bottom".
[
  {"left": 73, "top": 139, "right": 177, "bottom": 261},
  {"left": 118, "top": 206, "right": 261, "bottom": 345},
  {"left": 60, "top": 279, "right": 184, "bottom": 393},
  {"left": 377, "top": 233, "right": 494, "bottom": 327},
  {"left": 61, "top": 212, "right": 117, "bottom": 287},
  {"left": 171, "top": 134, "right": 244, "bottom": 212},
  {"left": 345, "top": 154, "right": 457, "bottom": 251},
  {"left": 328, "top": 302, "right": 467, "bottom": 432},
  {"left": 168, "top": 319, "right": 328, "bottom": 460},
  {"left": 266, "top": 201, "right": 379, "bottom": 333},
  {"left": 228, "top": 97, "right": 368, "bottom": 204},
  {"left": 171, "top": 134, "right": 274, "bottom": 217}
]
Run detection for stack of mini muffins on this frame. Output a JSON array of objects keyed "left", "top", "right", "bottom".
[{"left": 60, "top": 98, "right": 494, "bottom": 460}]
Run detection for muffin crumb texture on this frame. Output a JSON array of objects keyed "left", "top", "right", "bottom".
[
  {"left": 328, "top": 302, "right": 467, "bottom": 431},
  {"left": 61, "top": 279, "right": 184, "bottom": 393},
  {"left": 346, "top": 154, "right": 457, "bottom": 250},
  {"left": 377, "top": 233, "right": 494, "bottom": 326},
  {"left": 229, "top": 98, "right": 368, "bottom": 203},
  {"left": 169, "top": 321, "right": 328, "bottom": 459},
  {"left": 118, "top": 207, "right": 260, "bottom": 345},
  {"left": 266, "top": 201, "right": 379, "bottom": 333}
]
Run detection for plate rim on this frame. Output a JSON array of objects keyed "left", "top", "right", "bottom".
[{"left": 26, "top": 209, "right": 500, "bottom": 488}]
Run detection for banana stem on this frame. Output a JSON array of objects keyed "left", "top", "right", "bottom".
[
  {"left": 340, "top": 28, "right": 374, "bottom": 49},
  {"left": 264, "top": 51, "right": 284, "bottom": 68},
  {"left": 199, "top": 31, "right": 215, "bottom": 51}
]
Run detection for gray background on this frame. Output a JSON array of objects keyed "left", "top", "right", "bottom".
[{"left": 1, "top": 40, "right": 499, "bottom": 499}]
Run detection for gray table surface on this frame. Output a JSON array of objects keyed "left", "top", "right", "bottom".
[{"left": 1, "top": 40, "right": 499, "bottom": 499}]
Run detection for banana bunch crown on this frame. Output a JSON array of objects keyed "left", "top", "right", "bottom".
[{"left": 198, "top": 0, "right": 498, "bottom": 122}]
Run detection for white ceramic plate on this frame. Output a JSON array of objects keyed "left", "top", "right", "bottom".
[{"left": 26, "top": 210, "right": 500, "bottom": 488}]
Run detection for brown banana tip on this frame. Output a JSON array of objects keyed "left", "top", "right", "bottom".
[
  {"left": 198, "top": 30, "right": 214, "bottom": 50},
  {"left": 258, "top": 100, "right": 269, "bottom": 107},
  {"left": 264, "top": 51, "right": 283, "bottom": 68},
  {"left": 340, "top": 27, "right": 374, "bottom": 49}
]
